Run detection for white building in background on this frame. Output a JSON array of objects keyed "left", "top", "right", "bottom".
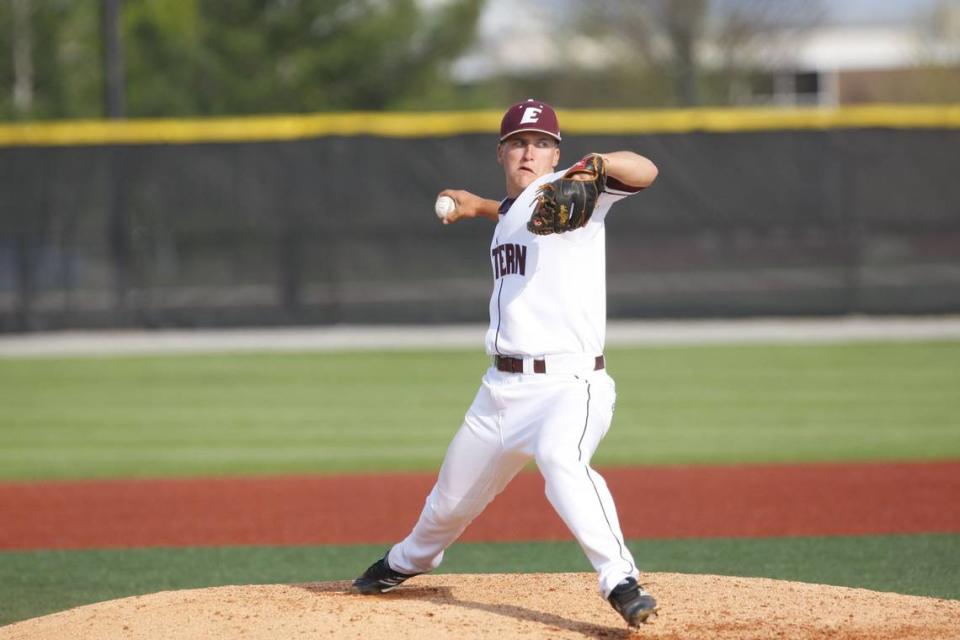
[{"left": 727, "top": 3, "right": 960, "bottom": 106}]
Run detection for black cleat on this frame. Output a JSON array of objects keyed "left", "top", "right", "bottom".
[
  {"left": 608, "top": 577, "right": 658, "bottom": 627},
  {"left": 351, "top": 556, "right": 420, "bottom": 594}
]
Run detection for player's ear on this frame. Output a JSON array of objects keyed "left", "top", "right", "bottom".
[
  {"left": 496, "top": 142, "right": 505, "bottom": 166},
  {"left": 551, "top": 146, "right": 560, "bottom": 168}
]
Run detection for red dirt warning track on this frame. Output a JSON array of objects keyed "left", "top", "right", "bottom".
[{"left": 2, "top": 461, "right": 959, "bottom": 550}]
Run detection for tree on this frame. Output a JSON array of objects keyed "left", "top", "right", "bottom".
[
  {"left": 0, "top": 0, "right": 100, "bottom": 120},
  {"left": 0, "top": 0, "right": 485, "bottom": 120},
  {"left": 576, "top": 0, "right": 822, "bottom": 107},
  {"left": 11, "top": 0, "right": 33, "bottom": 116}
]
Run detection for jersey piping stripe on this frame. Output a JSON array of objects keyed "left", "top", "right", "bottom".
[
  {"left": 3, "top": 104, "right": 959, "bottom": 147},
  {"left": 576, "top": 378, "right": 591, "bottom": 463},
  {"left": 577, "top": 379, "right": 636, "bottom": 575},
  {"left": 585, "top": 466, "right": 636, "bottom": 576}
]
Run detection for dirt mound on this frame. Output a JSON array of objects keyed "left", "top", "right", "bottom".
[{"left": 3, "top": 573, "right": 958, "bottom": 640}]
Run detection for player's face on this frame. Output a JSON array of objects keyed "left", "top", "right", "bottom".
[{"left": 497, "top": 133, "right": 560, "bottom": 197}]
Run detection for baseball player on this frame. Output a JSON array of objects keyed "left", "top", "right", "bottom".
[{"left": 352, "top": 99, "right": 660, "bottom": 628}]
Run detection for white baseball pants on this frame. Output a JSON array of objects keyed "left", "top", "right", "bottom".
[{"left": 387, "top": 365, "right": 639, "bottom": 598}]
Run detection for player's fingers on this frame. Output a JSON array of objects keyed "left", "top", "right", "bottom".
[{"left": 438, "top": 189, "right": 460, "bottom": 203}]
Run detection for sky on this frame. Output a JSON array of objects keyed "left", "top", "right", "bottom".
[
  {"left": 473, "top": 0, "right": 948, "bottom": 30},
  {"left": 827, "top": 0, "right": 944, "bottom": 23}
]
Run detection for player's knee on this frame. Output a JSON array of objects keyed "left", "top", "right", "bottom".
[
  {"left": 427, "top": 488, "right": 486, "bottom": 522},
  {"left": 534, "top": 446, "right": 581, "bottom": 476}
]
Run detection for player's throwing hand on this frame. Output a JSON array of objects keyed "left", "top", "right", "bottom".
[{"left": 434, "top": 189, "right": 499, "bottom": 225}]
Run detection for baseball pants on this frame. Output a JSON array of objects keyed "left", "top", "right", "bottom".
[{"left": 387, "top": 365, "right": 639, "bottom": 598}]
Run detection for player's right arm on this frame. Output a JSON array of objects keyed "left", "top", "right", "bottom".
[{"left": 437, "top": 189, "right": 500, "bottom": 225}]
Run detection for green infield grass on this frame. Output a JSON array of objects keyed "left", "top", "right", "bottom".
[
  {"left": 1, "top": 534, "right": 957, "bottom": 626},
  {"left": 1, "top": 340, "right": 959, "bottom": 480}
]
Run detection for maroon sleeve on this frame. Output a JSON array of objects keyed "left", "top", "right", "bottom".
[{"left": 606, "top": 177, "right": 647, "bottom": 194}]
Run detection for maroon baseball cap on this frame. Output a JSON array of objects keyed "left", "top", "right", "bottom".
[{"left": 499, "top": 99, "right": 561, "bottom": 142}]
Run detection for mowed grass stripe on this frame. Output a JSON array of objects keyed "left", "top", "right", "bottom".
[
  {"left": 1, "top": 534, "right": 957, "bottom": 626},
  {"left": 1, "top": 341, "right": 958, "bottom": 480}
]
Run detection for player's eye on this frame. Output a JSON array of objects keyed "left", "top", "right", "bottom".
[{"left": 507, "top": 138, "right": 555, "bottom": 150}]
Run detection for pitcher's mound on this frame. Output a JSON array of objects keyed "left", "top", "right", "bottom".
[{"left": 3, "top": 573, "right": 959, "bottom": 640}]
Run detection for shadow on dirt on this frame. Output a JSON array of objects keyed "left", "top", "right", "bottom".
[{"left": 298, "top": 582, "right": 638, "bottom": 639}]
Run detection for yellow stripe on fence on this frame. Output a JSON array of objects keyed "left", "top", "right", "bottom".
[
  {"left": 1, "top": 104, "right": 958, "bottom": 147},
  {"left": 562, "top": 104, "right": 960, "bottom": 133}
]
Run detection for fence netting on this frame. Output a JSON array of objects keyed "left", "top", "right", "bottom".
[{"left": 2, "top": 128, "right": 958, "bottom": 331}]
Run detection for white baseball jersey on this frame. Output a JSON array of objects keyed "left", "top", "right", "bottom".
[
  {"left": 387, "top": 158, "right": 652, "bottom": 602},
  {"left": 485, "top": 169, "right": 642, "bottom": 358}
]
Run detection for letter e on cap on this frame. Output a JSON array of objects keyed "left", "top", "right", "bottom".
[{"left": 520, "top": 107, "right": 542, "bottom": 124}]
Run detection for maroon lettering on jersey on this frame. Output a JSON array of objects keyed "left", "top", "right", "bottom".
[
  {"left": 491, "top": 243, "right": 527, "bottom": 280},
  {"left": 515, "top": 244, "right": 527, "bottom": 274}
]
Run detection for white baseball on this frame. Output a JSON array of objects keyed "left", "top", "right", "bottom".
[{"left": 435, "top": 195, "right": 456, "bottom": 220}]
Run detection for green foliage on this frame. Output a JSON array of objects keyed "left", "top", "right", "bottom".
[
  {"left": 1, "top": 534, "right": 957, "bottom": 625},
  {"left": 1, "top": 341, "right": 959, "bottom": 480},
  {"left": 122, "top": 0, "right": 203, "bottom": 116},
  {"left": 0, "top": 0, "right": 484, "bottom": 119},
  {"left": 0, "top": 0, "right": 101, "bottom": 119}
]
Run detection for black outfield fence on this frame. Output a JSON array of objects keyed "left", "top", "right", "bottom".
[{"left": 2, "top": 107, "right": 959, "bottom": 332}]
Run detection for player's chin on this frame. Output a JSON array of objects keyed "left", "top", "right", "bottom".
[{"left": 514, "top": 172, "right": 537, "bottom": 189}]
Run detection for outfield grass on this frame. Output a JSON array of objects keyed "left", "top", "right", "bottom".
[
  {"left": 2, "top": 534, "right": 957, "bottom": 626},
  {"left": 2, "top": 341, "right": 958, "bottom": 627},
  {"left": 1, "top": 341, "right": 958, "bottom": 480}
]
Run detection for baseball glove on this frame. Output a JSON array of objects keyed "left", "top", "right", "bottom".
[{"left": 528, "top": 153, "right": 607, "bottom": 235}]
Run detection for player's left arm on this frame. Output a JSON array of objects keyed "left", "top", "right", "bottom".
[{"left": 597, "top": 151, "right": 658, "bottom": 190}]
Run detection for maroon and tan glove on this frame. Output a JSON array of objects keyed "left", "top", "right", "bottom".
[{"left": 528, "top": 153, "right": 607, "bottom": 235}]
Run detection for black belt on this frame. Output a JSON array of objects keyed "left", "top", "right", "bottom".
[{"left": 495, "top": 355, "right": 605, "bottom": 374}]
